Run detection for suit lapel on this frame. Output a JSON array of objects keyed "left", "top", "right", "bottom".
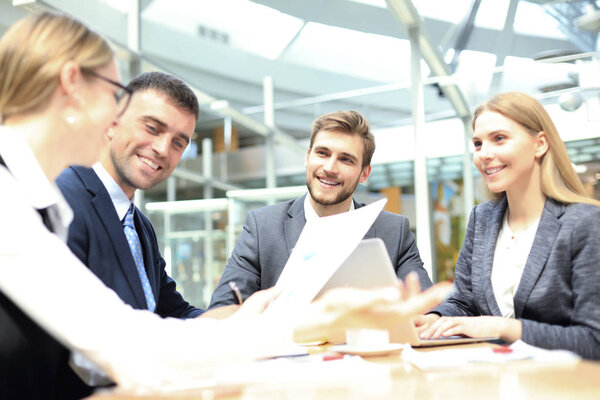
[
  {"left": 74, "top": 167, "right": 149, "bottom": 309},
  {"left": 478, "top": 199, "right": 506, "bottom": 316},
  {"left": 513, "top": 199, "right": 563, "bottom": 317},
  {"left": 283, "top": 195, "right": 308, "bottom": 257}
]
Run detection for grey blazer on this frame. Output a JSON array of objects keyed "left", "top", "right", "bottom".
[
  {"left": 434, "top": 197, "right": 600, "bottom": 360},
  {"left": 209, "top": 194, "right": 432, "bottom": 308}
]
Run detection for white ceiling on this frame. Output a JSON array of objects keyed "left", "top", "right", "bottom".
[{"left": 2, "top": 0, "right": 599, "bottom": 192}]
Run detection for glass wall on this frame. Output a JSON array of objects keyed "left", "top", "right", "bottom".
[{"left": 146, "top": 187, "right": 307, "bottom": 309}]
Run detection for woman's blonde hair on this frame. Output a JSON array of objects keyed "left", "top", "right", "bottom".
[
  {"left": 0, "top": 12, "right": 113, "bottom": 121},
  {"left": 472, "top": 91, "right": 600, "bottom": 207}
]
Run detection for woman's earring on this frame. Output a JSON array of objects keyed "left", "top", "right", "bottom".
[{"left": 66, "top": 115, "right": 77, "bottom": 125}]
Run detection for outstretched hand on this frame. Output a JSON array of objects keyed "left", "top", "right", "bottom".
[
  {"left": 200, "top": 287, "right": 283, "bottom": 320},
  {"left": 293, "top": 273, "right": 452, "bottom": 343}
]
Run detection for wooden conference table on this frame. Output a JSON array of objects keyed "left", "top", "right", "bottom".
[{"left": 89, "top": 342, "right": 600, "bottom": 400}]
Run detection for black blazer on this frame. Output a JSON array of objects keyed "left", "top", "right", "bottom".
[{"left": 57, "top": 166, "right": 202, "bottom": 318}]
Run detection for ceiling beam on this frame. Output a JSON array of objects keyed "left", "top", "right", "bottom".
[
  {"left": 386, "top": 0, "right": 470, "bottom": 119},
  {"left": 252, "top": 0, "right": 579, "bottom": 59}
]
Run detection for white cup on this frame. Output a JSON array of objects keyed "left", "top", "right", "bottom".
[{"left": 345, "top": 328, "right": 390, "bottom": 347}]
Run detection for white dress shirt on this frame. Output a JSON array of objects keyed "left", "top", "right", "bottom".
[
  {"left": 491, "top": 211, "right": 540, "bottom": 318},
  {"left": 92, "top": 162, "right": 132, "bottom": 220},
  {"left": 303, "top": 194, "right": 355, "bottom": 222},
  {"left": 0, "top": 126, "right": 291, "bottom": 390}
]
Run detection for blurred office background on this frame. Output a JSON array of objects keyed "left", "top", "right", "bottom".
[{"left": 2, "top": 0, "right": 600, "bottom": 308}]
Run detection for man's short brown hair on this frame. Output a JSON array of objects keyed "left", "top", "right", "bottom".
[{"left": 309, "top": 110, "right": 375, "bottom": 168}]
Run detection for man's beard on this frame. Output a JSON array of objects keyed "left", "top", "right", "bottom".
[
  {"left": 305, "top": 173, "right": 360, "bottom": 206},
  {"left": 110, "top": 148, "right": 157, "bottom": 192}
]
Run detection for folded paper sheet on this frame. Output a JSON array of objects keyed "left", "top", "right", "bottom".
[{"left": 265, "top": 198, "right": 387, "bottom": 316}]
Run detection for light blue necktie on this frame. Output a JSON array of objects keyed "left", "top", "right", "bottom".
[{"left": 123, "top": 204, "right": 156, "bottom": 312}]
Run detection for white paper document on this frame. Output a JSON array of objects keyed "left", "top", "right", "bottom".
[
  {"left": 265, "top": 198, "right": 387, "bottom": 316},
  {"left": 402, "top": 340, "right": 580, "bottom": 371}
]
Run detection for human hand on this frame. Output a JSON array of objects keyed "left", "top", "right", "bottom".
[
  {"left": 397, "top": 272, "right": 422, "bottom": 301},
  {"left": 198, "top": 305, "right": 240, "bottom": 320},
  {"left": 413, "top": 313, "right": 441, "bottom": 332},
  {"left": 293, "top": 280, "right": 452, "bottom": 343},
  {"left": 396, "top": 272, "right": 442, "bottom": 333},
  {"left": 232, "top": 286, "right": 282, "bottom": 318},
  {"left": 418, "top": 315, "right": 522, "bottom": 342}
]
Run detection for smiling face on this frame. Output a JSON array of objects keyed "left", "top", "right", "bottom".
[
  {"left": 305, "top": 129, "right": 371, "bottom": 216},
  {"left": 472, "top": 110, "right": 547, "bottom": 197},
  {"left": 102, "top": 89, "right": 196, "bottom": 198}
]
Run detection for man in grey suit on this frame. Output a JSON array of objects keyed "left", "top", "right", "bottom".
[{"left": 209, "top": 110, "right": 432, "bottom": 309}]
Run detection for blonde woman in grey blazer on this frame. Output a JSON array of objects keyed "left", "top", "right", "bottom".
[{"left": 419, "top": 92, "right": 600, "bottom": 360}]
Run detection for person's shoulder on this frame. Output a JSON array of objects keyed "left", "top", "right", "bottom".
[
  {"left": 377, "top": 209, "right": 409, "bottom": 223},
  {"left": 56, "top": 166, "right": 94, "bottom": 207},
  {"left": 56, "top": 165, "right": 78, "bottom": 185},
  {"left": 475, "top": 199, "right": 500, "bottom": 211},
  {"left": 471, "top": 199, "right": 503, "bottom": 217},
  {"left": 56, "top": 166, "right": 89, "bottom": 192},
  {"left": 560, "top": 200, "right": 600, "bottom": 221},
  {"left": 551, "top": 201, "right": 600, "bottom": 243}
]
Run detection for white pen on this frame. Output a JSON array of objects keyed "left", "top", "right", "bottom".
[{"left": 229, "top": 281, "right": 243, "bottom": 305}]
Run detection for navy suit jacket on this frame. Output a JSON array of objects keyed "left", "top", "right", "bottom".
[
  {"left": 434, "top": 197, "right": 600, "bottom": 360},
  {"left": 209, "top": 194, "right": 432, "bottom": 309},
  {"left": 57, "top": 166, "right": 202, "bottom": 318}
]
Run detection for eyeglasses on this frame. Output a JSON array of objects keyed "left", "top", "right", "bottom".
[{"left": 81, "top": 68, "right": 132, "bottom": 117}]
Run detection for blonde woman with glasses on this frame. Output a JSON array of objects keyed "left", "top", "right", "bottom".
[{"left": 0, "top": 12, "right": 450, "bottom": 399}]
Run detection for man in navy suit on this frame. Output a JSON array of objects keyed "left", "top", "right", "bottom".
[
  {"left": 209, "top": 111, "right": 432, "bottom": 309},
  {"left": 57, "top": 72, "right": 202, "bottom": 320}
]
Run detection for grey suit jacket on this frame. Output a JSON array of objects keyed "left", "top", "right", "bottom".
[
  {"left": 209, "top": 194, "right": 432, "bottom": 309},
  {"left": 434, "top": 197, "right": 600, "bottom": 360}
]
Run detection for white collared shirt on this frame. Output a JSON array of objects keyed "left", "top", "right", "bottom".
[
  {"left": 303, "top": 194, "right": 355, "bottom": 222},
  {"left": 0, "top": 127, "right": 72, "bottom": 241},
  {"left": 0, "top": 126, "right": 292, "bottom": 390},
  {"left": 491, "top": 211, "right": 540, "bottom": 318},
  {"left": 93, "top": 162, "right": 132, "bottom": 220}
]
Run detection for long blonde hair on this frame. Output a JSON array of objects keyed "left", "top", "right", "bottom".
[
  {"left": 0, "top": 12, "right": 113, "bottom": 122},
  {"left": 472, "top": 92, "right": 600, "bottom": 207}
]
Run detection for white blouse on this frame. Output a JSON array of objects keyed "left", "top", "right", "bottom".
[{"left": 491, "top": 211, "right": 540, "bottom": 318}]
